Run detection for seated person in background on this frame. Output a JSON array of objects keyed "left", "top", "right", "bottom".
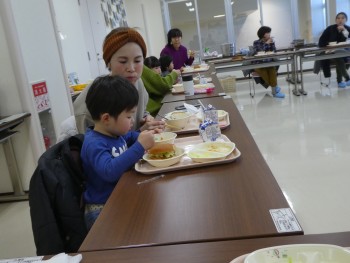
[
  {"left": 144, "top": 56, "right": 161, "bottom": 75},
  {"left": 253, "top": 26, "right": 285, "bottom": 98},
  {"left": 142, "top": 65, "right": 180, "bottom": 117},
  {"left": 318, "top": 12, "right": 350, "bottom": 88},
  {"left": 160, "top": 28, "right": 194, "bottom": 69},
  {"left": 82, "top": 75, "right": 157, "bottom": 229},
  {"left": 159, "top": 55, "right": 174, "bottom": 77}
]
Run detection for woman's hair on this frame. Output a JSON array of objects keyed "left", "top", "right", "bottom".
[
  {"left": 257, "top": 26, "right": 271, "bottom": 39},
  {"left": 86, "top": 75, "right": 139, "bottom": 121},
  {"left": 336, "top": 12, "right": 348, "bottom": 21},
  {"left": 167, "top": 28, "right": 183, "bottom": 46},
  {"left": 144, "top": 56, "right": 160, "bottom": 69},
  {"left": 102, "top": 27, "right": 147, "bottom": 66},
  {"left": 159, "top": 55, "right": 173, "bottom": 72}
]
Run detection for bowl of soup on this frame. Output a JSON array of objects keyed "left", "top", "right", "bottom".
[{"left": 164, "top": 111, "right": 192, "bottom": 130}]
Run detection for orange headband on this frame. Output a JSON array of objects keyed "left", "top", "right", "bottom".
[{"left": 103, "top": 28, "right": 147, "bottom": 66}]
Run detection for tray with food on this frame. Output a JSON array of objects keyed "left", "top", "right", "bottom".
[
  {"left": 172, "top": 83, "right": 215, "bottom": 94},
  {"left": 163, "top": 110, "right": 230, "bottom": 134},
  {"left": 181, "top": 64, "right": 210, "bottom": 74},
  {"left": 135, "top": 135, "right": 241, "bottom": 175}
]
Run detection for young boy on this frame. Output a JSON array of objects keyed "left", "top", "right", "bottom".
[
  {"left": 82, "top": 75, "right": 156, "bottom": 229},
  {"left": 144, "top": 56, "right": 161, "bottom": 75},
  {"left": 159, "top": 55, "right": 174, "bottom": 77}
]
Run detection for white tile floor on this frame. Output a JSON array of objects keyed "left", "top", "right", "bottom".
[{"left": 1, "top": 71, "right": 350, "bottom": 259}]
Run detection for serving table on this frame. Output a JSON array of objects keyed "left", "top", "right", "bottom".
[
  {"left": 75, "top": 232, "right": 350, "bottom": 263},
  {"left": 79, "top": 96, "right": 302, "bottom": 252},
  {"left": 0, "top": 112, "right": 31, "bottom": 202}
]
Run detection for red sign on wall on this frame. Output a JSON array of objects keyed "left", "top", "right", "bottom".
[{"left": 32, "top": 81, "right": 50, "bottom": 112}]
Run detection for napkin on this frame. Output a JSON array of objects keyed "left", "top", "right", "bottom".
[
  {"left": 32, "top": 253, "right": 82, "bottom": 263},
  {"left": 184, "top": 103, "right": 200, "bottom": 114}
]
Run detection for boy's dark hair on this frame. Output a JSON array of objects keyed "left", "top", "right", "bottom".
[
  {"left": 144, "top": 56, "right": 160, "bottom": 69},
  {"left": 159, "top": 55, "right": 173, "bottom": 72},
  {"left": 257, "top": 26, "right": 271, "bottom": 39},
  {"left": 85, "top": 75, "right": 139, "bottom": 121},
  {"left": 167, "top": 28, "right": 182, "bottom": 46}
]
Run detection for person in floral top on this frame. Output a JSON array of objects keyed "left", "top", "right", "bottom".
[{"left": 253, "top": 26, "right": 285, "bottom": 98}]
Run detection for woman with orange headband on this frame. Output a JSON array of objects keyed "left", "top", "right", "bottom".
[{"left": 74, "top": 27, "right": 166, "bottom": 133}]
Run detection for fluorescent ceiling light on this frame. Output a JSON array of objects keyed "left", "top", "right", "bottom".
[
  {"left": 186, "top": 2, "right": 192, "bottom": 7},
  {"left": 214, "top": 14, "right": 225, "bottom": 18},
  {"left": 189, "top": 7, "right": 195, "bottom": 12}
]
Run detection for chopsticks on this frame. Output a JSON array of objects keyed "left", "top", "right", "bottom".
[{"left": 197, "top": 99, "right": 205, "bottom": 109}]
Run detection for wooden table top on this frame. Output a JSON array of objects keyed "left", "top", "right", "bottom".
[
  {"left": 78, "top": 232, "right": 350, "bottom": 263},
  {"left": 161, "top": 68, "right": 224, "bottom": 104},
  {"left": 79, "top": 96, "right": 302, "bottom": 252}
]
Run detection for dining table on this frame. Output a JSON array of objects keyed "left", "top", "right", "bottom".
[
  {"left": 161, "top": 64, "right": 225, "bottom": 104},
  {"left": 79, "top": 96, "right": 303, "bottom": 252},
  {"left": 75, "top": 232, "right": 350, "bottom": 263}
]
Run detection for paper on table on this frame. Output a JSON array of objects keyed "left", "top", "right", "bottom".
[
  {"left": 31, "top": 253, "right": 82, "bottom": 263},
  {"left": 184, "top": 103, "right": 200, "bottom": 114},
  {"left": 0, "top": 256, "right": 43, "bottom": 263}
]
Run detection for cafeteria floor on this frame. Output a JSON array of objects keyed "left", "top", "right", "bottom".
[{"left": 1, "top": 71, "right": 350, "bottom": 259}]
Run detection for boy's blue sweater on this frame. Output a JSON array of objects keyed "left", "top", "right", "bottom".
[{"left": 81, "top": 129, "right": 144, "bottom": 204}]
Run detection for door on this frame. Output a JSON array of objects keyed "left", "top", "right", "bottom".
[{"left": 79, "top": 0, "right": 110, "bottom": 77}]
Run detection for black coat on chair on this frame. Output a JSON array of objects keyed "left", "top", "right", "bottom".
[{"left": 29, "top": 134, "right": 87, "bottom": 256}]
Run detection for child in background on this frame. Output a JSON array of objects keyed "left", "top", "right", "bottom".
[
  {"left": 82, "top": 75, "right": 157, "bottom": 229},
  {"left": 159, "top": 55, "right": 174, "bottom": 77},
  {"left": 144, "top": 56, "right": 161, "bottom": 75}
]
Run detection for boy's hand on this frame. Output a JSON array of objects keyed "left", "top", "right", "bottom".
[{"left": 138, "top": 130, "right": 156, "bottom": 150}]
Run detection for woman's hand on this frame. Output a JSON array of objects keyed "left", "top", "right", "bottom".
[
  {"left": 338, "top": 25, "right": 345, "bottom": 32},
  {"left": 140, "top": 115, "right": 165, "bottom": 132},
  {"left": 188, "top": 50, "right": 196, "bottom": 58}
]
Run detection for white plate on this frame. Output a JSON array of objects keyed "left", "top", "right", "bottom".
[
  {"left": 187, "top": 141, "right": 235, "bottom": 163},
  {"left": 244, "top": 244, "right": 350, "bottom": 263}
]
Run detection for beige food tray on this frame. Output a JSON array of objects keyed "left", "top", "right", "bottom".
[
  {"left": 171, "top": 83, "right": 215, "bottom": 94},
  {"left": 164, "top": 112, "right": 230, "bottom": 134},
  {"left": 135, "top": 135, "right": 241, "bottom": 175},
  {"left": 181, "top": 65, "right": 210, "bottom": 74}
]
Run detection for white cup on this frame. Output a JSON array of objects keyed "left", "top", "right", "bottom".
[{"left": 182, "top": 75, "right": 194, "bottom": 96}]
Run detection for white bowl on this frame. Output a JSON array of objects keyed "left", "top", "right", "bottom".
[
  {"left": 143, "top": 147, "right": 185, "bottom": 168},
  {"left": 173, "top": 83, "right": 184, "bottom": 92},
  {"left": 196, "top": 110, "right": 228, "bottom": 121},
  {"left": 188, "top": 149, "right": 228, "bottom": 163},
  {"left": 164, "top": 111, "right": 192, "bottom": 130},
  {"left": 154, "top": 132, "right": 177, "bottom": 145},
  {"left": 244, "top": 244, "right": 350, "bottom": 263}
]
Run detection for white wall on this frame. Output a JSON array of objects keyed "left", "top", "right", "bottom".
[
  {"left": 124, "top": 0, "right": 166, "bottom": 57},
  {"left": 0, "top": 0, "right": 75, "bottom": 192}
]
